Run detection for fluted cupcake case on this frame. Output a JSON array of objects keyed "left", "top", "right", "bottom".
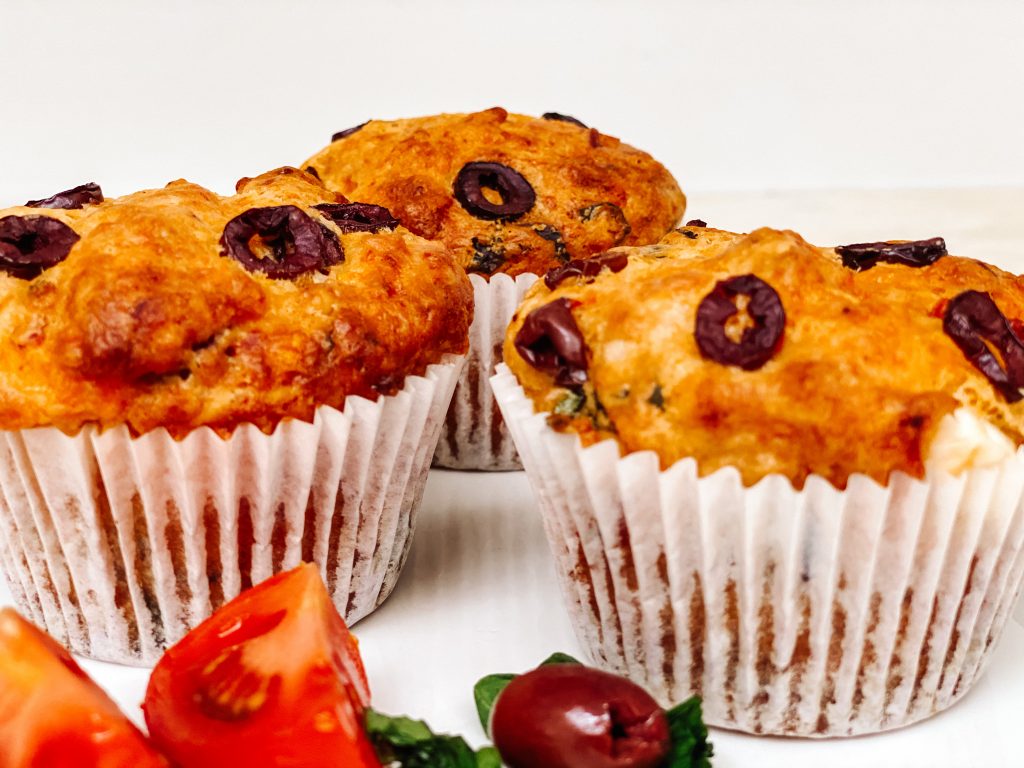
[
  {"left": 492, "top": 365, "right": 1024, "bottom": 737},
  {"left": 433, "top": 272, "right": 538, "bottom": 470},
  {"left": 0, "top": 355, "right": 463, "bottom": 665}
]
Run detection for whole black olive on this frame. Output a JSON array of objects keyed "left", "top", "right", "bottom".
[{"left": 491, "top": 664, "right": 671, "bottom": 768}]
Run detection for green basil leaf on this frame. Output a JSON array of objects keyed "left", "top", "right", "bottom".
[
  {"left": 539, "top": 652, "right": 582, "bottom": 666},
  {"left": 366, "top": 709, "right": 493, "bottom": 768},
  {"left": 664, "top": 696, "right": 714, "bottom": 768},
  {"left": 473, "top": 673, "right": 515, "bottom": 736}
]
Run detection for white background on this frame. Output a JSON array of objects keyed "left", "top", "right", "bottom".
[{"left": 1, "top": 0, "right": 1023, "bottom": 202}]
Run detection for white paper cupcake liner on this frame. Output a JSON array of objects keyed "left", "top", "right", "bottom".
[
  {"left": 433, "top": 272, "right": 538, "bottom": 471},
  {"left": 492, "top": 364, "right": 1024, "bottom": 737},
  {"left": 0, "top": 354, "right": 463, "bottom": 665}
]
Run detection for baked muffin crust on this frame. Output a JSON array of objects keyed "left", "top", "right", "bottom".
[
  {"left": 0, "top": 169, "right": 472, "bottom": 436},
  {"left": 504, "top": 225, "right": 1024, "bottom": 488},
  {"left": 303, "top": 108, "right": 686, "bottom": 277}
]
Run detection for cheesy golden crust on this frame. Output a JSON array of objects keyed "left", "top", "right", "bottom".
[
  {"left": 504, "top": 226, "right": 1024, "bottom": 488},
  {"left": 302, "top": 108, "right": 686, "bottom": 277},
  {"left": 0, "top": 168, "right": 472, "bottom": 437}
]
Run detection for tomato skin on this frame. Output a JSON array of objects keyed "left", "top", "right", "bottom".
[
  {"left": 143, "top": 563, "right": 381, "bottom": 768},
  {"left": 0, "top": 609, "right": 168, "bottom": 768}
]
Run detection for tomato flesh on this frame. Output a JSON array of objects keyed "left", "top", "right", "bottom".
[
  {"left": 143, "top": 563, "right": 381, "bottom": 768},
  {"left": 0, "top": 609, "right": 168, "bottom": 768}
]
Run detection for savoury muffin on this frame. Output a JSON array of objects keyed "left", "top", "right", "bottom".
[
  {"left": 304, "top": 108, "right": 686, "bottom": 469},
  {"left": 0, "top": 169, "right": 472, "bottom": 664},
  {"left": 492, "top": 226, "right": 1024, "bottom": 736}
]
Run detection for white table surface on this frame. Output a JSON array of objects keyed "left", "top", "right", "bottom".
[{"left": 2, "top": 188, "right": 1024, "bottom": 767}]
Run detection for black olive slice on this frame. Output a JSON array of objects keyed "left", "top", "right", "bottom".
[
  {"left": 694, "top": 274, "right": 786, "bottom": 370},
  {"left": 314, "top": 203, "right": 399, "bottom": 234},
  {"left": 544, "top": 251, "right": 629, "bottom": 290},
  {"left": 514, "top": 298, "right": 589, "bottom": 387},
  {"left": 453, "top": 162, "right": 536, "bottom": 221},
  {"left": 943, "top": 290, "right": 1024, "bottom": 403},
  {"left": 0, "top": 215, "right": 79, "bottom": 279},
  {"left": 220, "top": 205, "right": 343, "bottom": 279},
  {"left": 25, "top": 182, "right": 103, "bottom": 210},
  {"left": 836, "top": 238, "right": 946, "bottom": 271},
  {"left": 541, "top": 112, "right": 587, "bottom": 128},
  {"left": 331, "top": 121, "right": 369, "bottom": 142}
]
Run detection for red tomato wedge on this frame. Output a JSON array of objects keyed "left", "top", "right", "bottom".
[
  {"left": 0, "top": 608, "right": 168, "bottom": 768},
  {"left": 143, "top": 563, "right": 381, "bottom": 768}
]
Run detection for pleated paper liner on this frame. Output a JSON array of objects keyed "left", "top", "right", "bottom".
[
  {"left": 492, "top": 364, "right": 1024, "bottom": 737},
  {"left": 0, "top": 354, "right": 464, "bottom": 665},
  {"left": 433, "top": 272, "right": 538, "bottom": 471}
]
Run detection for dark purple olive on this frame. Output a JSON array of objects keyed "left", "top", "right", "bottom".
[
  {"left": 944, "top": 290, "right": 1024, "bottom": 403},
  {"left": 25, "top": 182, "right": 103, "bottom": 210},
  {"left": 542, "top": 112, "right": 588, "bottom": 128},
  {"left": 491, "top": 664, "right": 671, "bottom": 768},
  {"left": 220, "top": 205, "right": 343, "bottom": 279},
  {"left": 0, "top": 215, "right": 80, "bottom": 279},
  {"left": 331, "top": 121, "right": 369, "bottom": 142},
  {"left": 453, "top": 162, "right": 536, "bottom": 221},
  {"left": 544, "top": 251, "right": 629, "bottom": 290},
  {"left": 514, "top": 298, "right": 589, "bottom": 387},
  {"left": 314, "top": 202, "right": 399, "bottom": 233},
  {"left": 835, "top": 237, "right": 946, "bottom": 271},
  {"left": 685, "top": 219, "right": 707, "bottom": 227},
  {"left": 695, "top": 274, "right": 786, "bottom": 370},
  {"left": 304, "top": 166, "right": 321, "bottom": 180}
]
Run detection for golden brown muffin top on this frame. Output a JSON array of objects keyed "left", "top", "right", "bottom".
[
  {"left": 302, "top": 108, "right": 686, "bottom": 277},
  {"left": 0, "top": 168, "right": 472, "bottom": 437},
  {"left": 504, "top": 225, "right": 1024, "bottom": 488}
]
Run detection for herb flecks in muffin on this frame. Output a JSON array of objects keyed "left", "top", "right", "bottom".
[
  {"left": 944, "top": 290, "right": 1024, "bottom": 403},
  {"left": 453, "top": 162, "right": 536, "bottom": 222},
  {"left": 578, "top": 202, "right": 632, "bottom": 248},
  {"left": 695, "top": 274, "right": 785, "bottom": 371},
  {"left": 553, "top": 389, "right": 586, "bottom": 416},
  {"left": 530, "top": 224, "right": 570, "bottom": 263},
  {"left": 836, "top": 237, "right": 946, "bottom": 272},
  {"left": 220, "top": 205, "right": 343, "bottom": 279},
  {"left": 469, "top": 236, "right": 506, "bottom": 274},
  {"left": 648, "top": 384, "right": 666, "bottom": 410},
  {"left": 0, "top": 215, "right": 80, "bottom": 279}
]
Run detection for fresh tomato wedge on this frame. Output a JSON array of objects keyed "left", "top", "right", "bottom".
[
  {"left": 0, "top": 608, "right": 168, "bottom": 768},
  {"left": 143, "top": 563, "right": 381, "bottom": 768}
]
